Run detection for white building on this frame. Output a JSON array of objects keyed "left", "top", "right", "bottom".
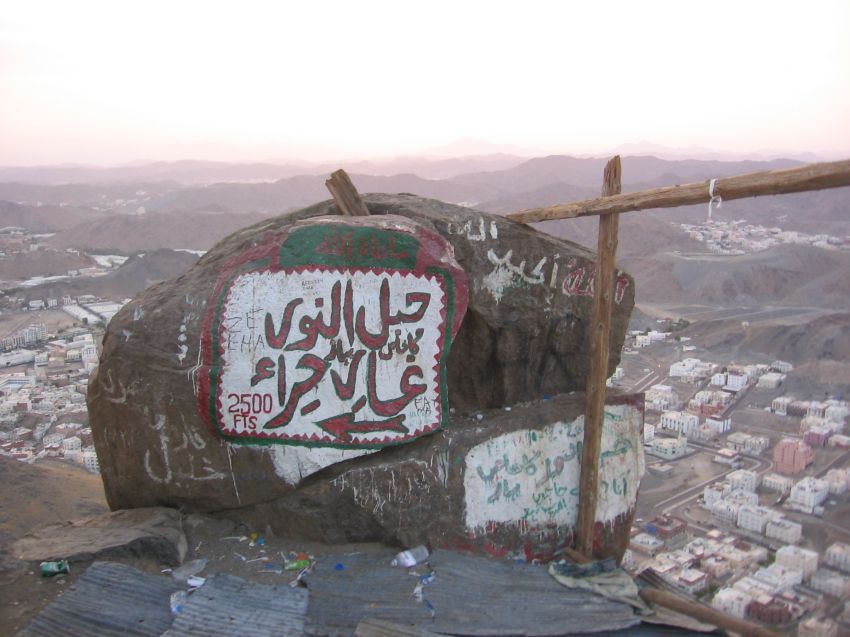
[
  {"left": 709, "top": 490, "right": 758, "bottom": 523},
  {"left": 765, "top": 518, "right": 802, "bottom": 544},
  {"left": 61, "top": 436, "right": 81, "bottom": 452},
  {"left": 728, "top": 469, "right": 759, "bottom": 492},
  {"left": 824, "top": 468, "right": 849, "bottom": 494},
  {"left": 669, "top": 358, "right": 703, "bottom": 377},
  {"left": 825, "top": 542, "right": 850, "bottom": 573},
  {"left": 660, "top": 411, "right": 699, "bottom": 435},
  {"left": 810, "top": 569, "right": 850, "bottom": 598},
  {"left": 703, "top": 482, "right": 729, "bottom": 506},
  {"left": 807, "top": 401, "right": 828, "bottom": 418},
  {"left": 772, "top": 396, "right": 793, "bottom": 415},
  {"left": 676, "top": 568, "right": 708, "bottom": 594},
  {"left": 650, "top": 435, "right": 688, "bottom": 460},
  {"left": 737, "top": 505, "right": 778, "bottom": 534},
  {"left": 751, "top": 563, "right": 803, "bottom": 593},
  {"left": 724, "top": 372, "right": 749, "bottom": 392},
  {"left": 710, "top": 372, "right": 727, "bottom": 387},
  {"left": 645, "top": 384, "right": 679, "bottom": 411},
  {"left": 704, "top": 417, "right": 731, "bottom": 435},
  {"left": 771, "top": 360, "right": 793, "bottom": 374},
  {"left": 789, "top": 477, "right": 829, "bottom": 513},
  {"left": 635, "top": 334, "right": 652, "bottom": 348},
  {"left": 762, "top": 473, "right": 794, "bottom": 495},
  {"left": 643, "top": 423, "right": 655, "bottom": 443},
  {"left": 776, "top": 545, "right": 818, "bottom": 580},
  {"left": 712, "top": 587, "right": 752, "bottom": 618},
  {"left": 757, "top": 372, "right": 784, "bottom": 388},
  {"left": 82, "top": 449, "right": 100, "bottom": 473}
]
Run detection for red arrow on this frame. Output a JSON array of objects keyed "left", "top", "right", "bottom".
[{"left": 315, "top": 412, "right": 408, "bottom": 443}]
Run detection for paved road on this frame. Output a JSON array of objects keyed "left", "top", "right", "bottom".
[{"left": 655, "top": 440, "right": 772, "bottom": 519}]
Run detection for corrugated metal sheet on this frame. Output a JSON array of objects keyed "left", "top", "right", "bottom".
[
  {"left": 304, "top": 550, "right": 640, "bottom": 636},
  {"left": 163, "top": 573, "right": 308, "bottom": 637},
  {"left": 17, "top": 561, "right": 183, "bottom": 637}
]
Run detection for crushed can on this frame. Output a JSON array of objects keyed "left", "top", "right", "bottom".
[{"left": 40, "top": 560, "right": 70, "bottom": 577}]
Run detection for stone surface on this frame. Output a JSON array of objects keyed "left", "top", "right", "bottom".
[
  {"left": 12, "top": 507, "right": 187, "bottom": 566},
  {"left": 88, "top": 195, "right": 637, "bottom": 559},
  {"left": 233, "top": 392, "right": 644, "bottom": 561}
]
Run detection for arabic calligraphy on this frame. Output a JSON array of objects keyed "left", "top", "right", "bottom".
[
  {"left": 213, "top": 269, "right": 447, "bottom": 447},
  {"left": 463, "top": 407, "right": 644, "bottom": 533},
  {"left": 562, "top": 259, "right": 630, "bottom": 304}
]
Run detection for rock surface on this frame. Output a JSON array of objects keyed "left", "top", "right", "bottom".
[
  {"left": 12, "top": 507, "right": 186, "bottom": 565},
  {"left": 88, "top": 194, "right": 637, "bottom": 559}
]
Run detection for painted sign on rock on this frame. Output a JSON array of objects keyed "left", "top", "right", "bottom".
[
  {"left": 199, "top": 216, "right": 468, "bottom": 451},
  {"left": 463, "top": 404, "right": 644, "bottom": 534}
]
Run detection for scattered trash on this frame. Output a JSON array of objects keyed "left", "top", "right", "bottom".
[
  {"left": 504, "top": 406, "right": 512, "bottom": 411},
  {"left": 263, "top": 563, "right": 284, "bottom": 575},
  {"left": 187, "top": 576, "right": 206, "bottom": 588},
  {"left": 475, "top": 414, "right": 483, "bottom": 421},
  {"left": 256, "top": 537, "right": 266, "bottom": 546},
  {"left": 334, "top": 563, "right": 345, "bottom": 571},
  {"left": 170, "top": 590, "right": 189, "bottom": 614},
  {"left": 412, "top": 582, "right": 425, "bottom": 602},
  {"left": 543, "top": 393, "right": 551, "bottom": 400},
  {"left": 234, "top": 552, "right": 247, "bottom": 561},
  {"left": 391, "top": 545, "right": 429, "bottom": 567},
  {"left": 40, "top": 560, "right": 70, "bottom": 577},
  {"left": 289, "top": 562, "right": 315, "bottom": 588},
  {"left": 222, "top": 535, "right": 248, "bottom": 542},
  {"left": 171, "top": 558, "right": 208, "bottom": 582},
  {"left": 285, "top": 559, "right": 311, "bottom": 571},
  {"left": 245, "top": 556, "right": 268, "bottom": 563}
]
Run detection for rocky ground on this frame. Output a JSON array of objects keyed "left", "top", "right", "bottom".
[{"left": 0, "top": 457, "right": 393, "bottom": 636}]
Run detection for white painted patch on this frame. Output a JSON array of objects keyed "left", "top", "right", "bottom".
[
  {"left": 448, "top": 217, "right": 497, "bottom": 242},
  {"left": 177, "top": 323, "right": 189, "bottom": 364},
  {"left": 270, "top": 445, "right": 373, "bottom": 486},
  {"left": 133, "top": 307, "right": 144, "bottom": 321},
  {"left": 481, "top": 249, "right": 548, "bottom": 302},
  {"left": 463, "top": 404, "right": 644, "bottom": 533},
  {"left": 216, "top": 269, "right": 446, "bottom": 446}
]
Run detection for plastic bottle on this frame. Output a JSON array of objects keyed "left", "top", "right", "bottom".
[{"left": 391, "top": 545, "right": 429, "bottom": 567}]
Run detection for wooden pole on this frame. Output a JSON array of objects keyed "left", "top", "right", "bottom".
[
  {"left": 638, "top": 588, "right": 786, "bottom": 637},
  {"left": 575, "top": 156, "right": 621, "bottom": 558},
  {"left": 506, "top": 159, "right": 850, "bottom": 224},
  {"left": 560, "top": 547, "right": 783, "bottom": 637},
  {"left": 326, "top": 169, "right": 371, "bottom": 216}
]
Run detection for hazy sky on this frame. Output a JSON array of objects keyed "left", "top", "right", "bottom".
[{"left": 2, "top": 1, "right": 850, "bottom": 165}]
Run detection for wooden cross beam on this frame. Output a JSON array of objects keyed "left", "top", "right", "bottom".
[{"left": 506, "top": 159, "right": 850, "bottom": 223}]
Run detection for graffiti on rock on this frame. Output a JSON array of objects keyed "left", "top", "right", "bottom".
[
  {"left": 480, "top": 251, "right": 631, "bottom": 306},
  {"left": 463, "top": 405, "right": 644, "bottom": 534},
  {"left": 561, "top": 258, "right": 630, "bottom": 304},
  {"left": 199, "top": 219, "right": 467, "bottom": 452}
]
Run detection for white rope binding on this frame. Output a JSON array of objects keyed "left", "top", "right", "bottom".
[{"left": 708, "top": 178, "right": 722, "bottom": 220}]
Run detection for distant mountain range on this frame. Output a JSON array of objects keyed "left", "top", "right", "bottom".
[{"left": 2, "top": 152, "right": 848, "bottom": 314}]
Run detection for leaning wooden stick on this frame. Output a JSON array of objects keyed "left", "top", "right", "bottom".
[
  {"left": 559, "top": 547, "right": 783, "bottom": 637},
  {"left": 326, "top": 168, "right": 371, "bottom": 216},
  {"left": 575, "top": 156, "right": 621, "bottom": 558},
  {"left": 638, "top": 588, "right": 785, "bottom": 637},
  {"left": 507, "top": 159, "right": 850, "bottom": 223}
]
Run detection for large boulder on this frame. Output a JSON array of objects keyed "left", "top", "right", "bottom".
[{"left": 88, "top": 194, "right": 638, "bottom": 559}]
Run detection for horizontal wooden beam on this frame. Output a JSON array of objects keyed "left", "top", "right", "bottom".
[{"left": 506, "top": 159, "right": 850, "bottom": 224}]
